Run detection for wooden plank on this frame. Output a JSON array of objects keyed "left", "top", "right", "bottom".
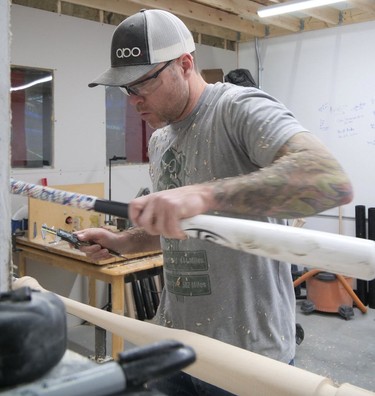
[
  {"left": 301, "top": 7, "right": 340, "bottom": 26},
  {"left": 16, "top": 237, "right": 163, "bottom": 275},
  {"left": 13, "top": 0, "right": 375, "bottom": 41},
  {"left": 127, "top": 0, "right": 266, "bottom": 37},
  {"left": 259, "top": 14, "right": 301, "bottom": 32},
  {"left": 347, "top": 0, "right": 375, "bottom": 13},
  {"left": 63, "top": 0, "right": 254, "bottom": 41},
  {"left": 77, "top": 0, "right": 262, "bottom": 39},
  {"left": 17, "top": 235, "right": 161, "bottom": 266}
]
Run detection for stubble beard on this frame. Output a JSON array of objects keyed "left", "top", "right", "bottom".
[{"left": 146, "top": 89, "right": 190, "bottom": 129}]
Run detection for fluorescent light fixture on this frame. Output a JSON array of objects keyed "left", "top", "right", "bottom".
[
  {"left": 257, "top": 0, "right": 344, "bottom": 18},
  {"left": 10, "top": 75, "right": 53, "bottom": 92}
]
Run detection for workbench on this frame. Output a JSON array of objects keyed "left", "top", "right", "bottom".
[{"left": 13, "top": 237, "right": 163, "bottom": 358}]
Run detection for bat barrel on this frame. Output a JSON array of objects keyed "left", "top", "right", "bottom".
[{"left": 181, "top": 215, "right": 375, "bottom": 281}]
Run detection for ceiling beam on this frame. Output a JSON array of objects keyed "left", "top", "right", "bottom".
[
  {"left": 301, "top": 7, "right": 341, "bottom": 26},
  {"left": 190, "top": 0, "right": 301, "bottom": 32},
  {"left": 126, "top": 0, "right": 266, "bottom": 37},
  {"left": 13, "top": 0, "right": 375, "bottom": 43},
  {"left": 347, "top": 0, "right": 375, "bottom": 13},
  {"left": 60, "top": 0, "right": 254, "bottom": 42},
  {"left": 190, "top": 0, "right": 259, "bottom": 15},
  {"left": 184, "top": 16, "right": 253, "bottom": 42},
  {"left": 61, "top": 0, "right": 142, "bottom": 16},
  {"left": 259, "top": 15, "right": 301, "bottom": 32}
]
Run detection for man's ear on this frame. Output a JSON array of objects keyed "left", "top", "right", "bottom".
[{"left": 178, "top": 53, "right": 195, "bottom": 77}]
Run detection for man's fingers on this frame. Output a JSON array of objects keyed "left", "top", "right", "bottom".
[
  {"left": 136, "top": 204, "right": 187, "bottom": 239},
  {"left": 76, "top": 238, "right": 112, "bottom": 261}
]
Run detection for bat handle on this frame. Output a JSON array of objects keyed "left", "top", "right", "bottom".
[{"left": 94, "top": 199, "right": 129, "bottom": 219}]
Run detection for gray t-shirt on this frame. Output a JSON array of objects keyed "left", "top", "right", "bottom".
[{"left": 148, "top": 82, "right": 307, "bottom": 363}]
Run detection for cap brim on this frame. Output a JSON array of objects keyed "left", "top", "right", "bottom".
[{"left": 88, "top": 64, "right": 157, "bottom": 88}]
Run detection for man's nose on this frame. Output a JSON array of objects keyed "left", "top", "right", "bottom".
[{"left": 128, "top": 94, "right": 144, "bottom": 106}]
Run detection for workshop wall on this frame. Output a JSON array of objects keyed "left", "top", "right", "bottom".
[{"left": 238, "top": 20, "right": 375, "bottom": 237}]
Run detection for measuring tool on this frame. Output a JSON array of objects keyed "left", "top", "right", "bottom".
[{"left": 41, "top": 224, "right": 126, "bottom": 258}]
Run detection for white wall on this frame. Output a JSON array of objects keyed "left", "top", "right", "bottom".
[{"left": 239, "top": 21, "right": 375, "bottom": 237}]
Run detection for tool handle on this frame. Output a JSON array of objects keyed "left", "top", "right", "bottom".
[{"left": 94, "top": 199, "right": 129, "bottom": 219}]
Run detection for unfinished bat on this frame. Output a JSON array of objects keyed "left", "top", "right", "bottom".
[
  {"left": 10, "top": 178, "right": 375, "bottom": 280},
  {"left": 12, "top": 276, "right": 375, "bottom": 396}
]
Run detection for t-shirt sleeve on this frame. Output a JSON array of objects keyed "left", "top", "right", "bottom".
[{"left": 219, "top": 88, "right": 309, "bottom": 167}]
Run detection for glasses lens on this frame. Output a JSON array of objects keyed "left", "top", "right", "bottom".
[
  {"left": 120, "top": 79, "right": 158, "bottom": 97},
  {"left": 119, "top": 87, "right": 130, "bottom": 96},
  {"left": 119, "top": 61, "right": 173, "bottom": 97}
]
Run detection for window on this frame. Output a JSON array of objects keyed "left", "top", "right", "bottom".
[
  {"left": 10, "top": 66, "right": 53, "bottom": 168},
  {"left": 105, "top": 87, "right": 154, "bottom": 164}
]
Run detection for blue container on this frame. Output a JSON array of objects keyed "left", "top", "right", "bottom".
[
  {"left": 11, "top": 220, "right": 23, "bottom": 234},
  {"left": 11, "top": 218, "right": 28, "bottom": 234}
]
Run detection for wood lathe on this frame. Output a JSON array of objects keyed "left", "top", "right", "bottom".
[{"left": 10, "top": 276, "right": 375, "bottom": 396}]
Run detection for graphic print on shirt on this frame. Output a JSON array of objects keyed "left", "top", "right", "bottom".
[
  {"left": 157, "top": 148, "right": 212, "bottom": 297},
  {"left": 157, "top": 147, "right": 185, "bottom": 190}
]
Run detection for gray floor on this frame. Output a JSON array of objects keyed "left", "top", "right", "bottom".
[
  {"left": 295, "top": 300, "right": 375, "bottom": 392},
  {"left": 68, "top": 301, "right": 375, "bottom": 394}
]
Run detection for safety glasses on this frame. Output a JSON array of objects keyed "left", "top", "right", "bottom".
[{"left": 120, "top": 60, "right": 174, "bottom": 96}]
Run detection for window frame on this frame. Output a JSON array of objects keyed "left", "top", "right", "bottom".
[{"left": 10, "top": 65, "right": 54, "bottom": 169}]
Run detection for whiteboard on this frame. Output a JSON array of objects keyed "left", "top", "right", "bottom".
[{"left": 258, "top": 20, "right": 375, "bottom": 218}]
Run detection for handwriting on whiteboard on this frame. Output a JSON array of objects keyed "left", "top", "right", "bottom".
[{"left": 317, "top": 97, "right": 375, "bottom": 145}]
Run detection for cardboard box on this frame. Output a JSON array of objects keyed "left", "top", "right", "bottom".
[{"left": 201, "top": 68, "right": 224, "bottom": 83}]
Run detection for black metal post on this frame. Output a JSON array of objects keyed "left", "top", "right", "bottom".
[
  {"left": 355, "top": 205, "right": 368, "bottom": 306},
  {"left": 368, "top": 208, "right": 375, "bottom": 309}
]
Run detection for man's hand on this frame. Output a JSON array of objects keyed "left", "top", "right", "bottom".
[
  {"left": 74, "top": 228, "right": 120, "bottom": 261},
  {"left": 129, "top": 184, "right": 214, "bottom": 239}
]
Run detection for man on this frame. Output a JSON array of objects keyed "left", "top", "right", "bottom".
[{"left": 78, "top": 9, "right": 353, "bottom": 395}]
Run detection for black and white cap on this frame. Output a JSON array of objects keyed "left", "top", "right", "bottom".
[{"left": 89, "top": 9, "right": 196, "bottom": 87}]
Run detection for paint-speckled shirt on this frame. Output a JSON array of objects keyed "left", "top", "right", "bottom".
[{"left": 148, "top": 82, "right": 307, "bottom": 363}]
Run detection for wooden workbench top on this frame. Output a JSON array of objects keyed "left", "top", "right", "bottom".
[
  {"left": 15, "top": 237, "right": 163, "bottom": 278},
  {"left": 16, "top": 236, "right": 161, "bottom": 266}
]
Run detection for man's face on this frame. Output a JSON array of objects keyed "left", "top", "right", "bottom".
[{"left": 125, "top": 59, "right": 190, "bottom": 129}]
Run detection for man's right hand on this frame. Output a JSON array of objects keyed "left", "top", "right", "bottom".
[{"left": 74, "top": 228, "right": 121, "bottom": 261}]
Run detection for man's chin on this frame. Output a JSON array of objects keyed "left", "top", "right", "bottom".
[
  {"left": 139, "top": 111, "right": 169, "bottom": 129},
  {"left": 146, "top": 119, "right": 169, "bottom": 129}
]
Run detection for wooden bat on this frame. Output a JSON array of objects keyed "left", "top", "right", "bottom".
[
  {"left": 12, "top": 276, "right": 375, "bottom": 396},
  {"left": 10, "top": 178, "right": 375, "bottom": 280}
]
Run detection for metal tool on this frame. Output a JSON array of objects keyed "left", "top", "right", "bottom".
[
  {"left": 41, "top": 224, "right": 126, "bottom": 258},
  {"left": 0, "top": 340, "right": 196, "bottom": 396}
]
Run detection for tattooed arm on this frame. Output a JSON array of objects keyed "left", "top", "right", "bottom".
[
  {"left": 212, "top": 132, "right": 353, "bottom": 218},
  {"left": 129, "top": 132, "right": 353, "bottom": 239}
]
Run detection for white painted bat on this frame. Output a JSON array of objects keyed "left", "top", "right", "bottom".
[{"left": 10, "top": 178, "right": 375, "bottom": 280}]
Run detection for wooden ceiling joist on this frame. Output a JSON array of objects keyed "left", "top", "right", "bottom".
[{"left": 12, "top": 0, "right": 375, "bottom": 48}]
